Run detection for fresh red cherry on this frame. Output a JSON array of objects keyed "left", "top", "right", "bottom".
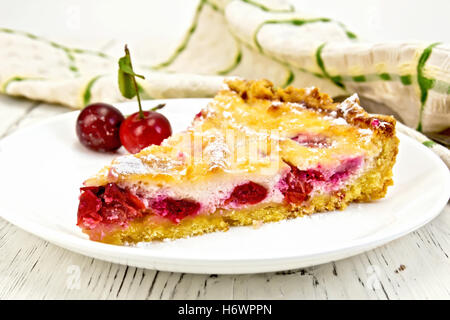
[
  {"left": 115, "top": 46, "right": 172, "bottom": 154},
  {"left": 119, "top": 109, "right": 172, "bottom": 154},
  {"left": 76, "top": 103, "right": 124, "bottom": 152}
]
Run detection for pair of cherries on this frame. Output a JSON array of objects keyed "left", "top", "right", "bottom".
[{"left": 76, "top": 102, "right": 172, "bottom": 154}]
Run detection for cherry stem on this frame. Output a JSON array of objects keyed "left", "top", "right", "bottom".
[
  {"left": 125, "top": 45, "right": 144, "bottom": 119},
  {"left": 151, "top": 103, "right": 166, "bottom": 111}
]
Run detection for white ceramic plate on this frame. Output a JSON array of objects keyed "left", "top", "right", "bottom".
[{"left": 0, "top": 99, "right": 449, "bottom": 274}]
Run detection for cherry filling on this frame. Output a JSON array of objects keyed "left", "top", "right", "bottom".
[
  {"left": 78, "top": 183, "right": 202, "bottom": 228},
  {"left": 280, "top": 166, "right": 325, "bottom": 204},
  {"left": 225, "top": 181, "right": 268, "bottom": 206},
  {"left": 291, "top": 133, "right": 330, "bottom": 148},
  {"left": 150, "top": 197, "right": 201, "bottom": 224},
  {"left": 77, "top": 183, "right": 146, "bottom": 229},
  {"left": 280, "top": 157, "right": 363, "bottom": 205}
]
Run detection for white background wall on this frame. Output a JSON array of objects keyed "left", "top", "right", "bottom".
[
  {"left": 0, "top": 0, "right": 448, "bottom": 55},
  {"left": 291, "top": 0, "right": 450, "bottom": 42},
  {"left": 1, "top": 0, "right": 449, "bottom": 41}
]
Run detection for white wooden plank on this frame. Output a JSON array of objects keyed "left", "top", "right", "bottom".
[
  {"left": 14, "top": 102, "right": 69, "bottom": 130},
  {"left": 0, "top": 95, "right": 39, "bottom": 137}
]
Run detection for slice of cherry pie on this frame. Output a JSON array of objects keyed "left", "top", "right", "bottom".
[{"left": 77, "top": 79, "right": 399, "bottom": 245}]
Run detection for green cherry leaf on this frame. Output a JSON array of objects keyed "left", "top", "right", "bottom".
[
  {"left": 118, "top": 46, "right": 144, "bottom": 99},
  {"left": 118, "top": 57, "right": 145, "bottom": 79},
  {"left": 118, "top": 60, "right": 136, "bottom": 99},
  {"left": 117, "top": 45, "right": 145, "bottom": 118}
]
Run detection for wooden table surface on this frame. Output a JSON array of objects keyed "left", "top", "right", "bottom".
[{"left": 0, "top": 94, "right": 449, "bottom": 300}]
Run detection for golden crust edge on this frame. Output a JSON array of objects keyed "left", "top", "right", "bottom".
[{"left": 224, "top": 78, "right": 397, "bottom": 138}]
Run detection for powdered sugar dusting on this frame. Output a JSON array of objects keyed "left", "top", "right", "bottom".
[
  {"left": 112, "top": 155, "right": 149, "bottom": 175},
  {"left": 112, "top": 154, "right": 185, "bottom": 176},
  {"left": 337, "top": 94, "right": 359, "bottom": 117},
  {"left": 203, "top": 135, "right": 231, "bottom": 171}
]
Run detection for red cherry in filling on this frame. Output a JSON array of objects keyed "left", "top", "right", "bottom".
[
  {"left": 151, "top": 197, "right": 201, "bottom": 223},
  {"left": 77, "top": 189, "right": 103, "bottom": 228},
  {"left": 280, "top": 166, "right": 324, "bottom": 204},
  {"left": 120, "top": 110, "right": 172, "bottom": 154},
  {"left": 77, "top": 183, "right": 146, "bottom": 229},
  {"left": 225, "top": 182, "right": 268, "bottom": 206},
  {"left": 76, "top": 103, "right": 124, "bottom": 152}
]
